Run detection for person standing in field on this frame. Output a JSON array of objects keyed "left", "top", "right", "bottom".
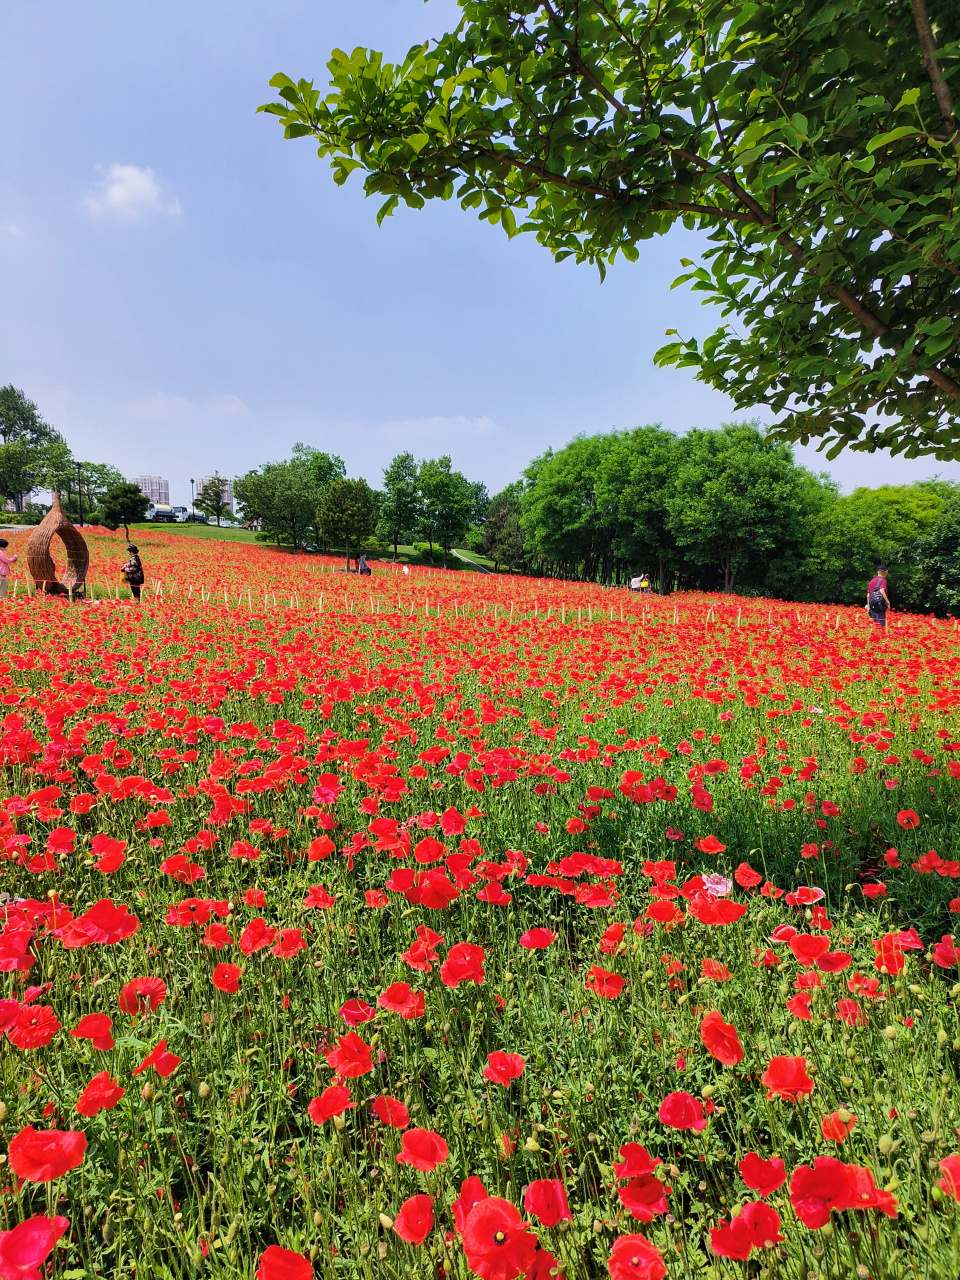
[
  {"left": 866, "top": 565, "right": 890, "bottom": 629},
  {"left": 0, "top": 539, "right": 17, "bottom": 598},
  {"left": 122, "top": 544, "right": 144, "bottom": 604},
  {"left": 640, "top": 572, "right": 651, "bottom": 594},
  {"left": 358, "top": 553, "right": 371, "bottom": 576}
]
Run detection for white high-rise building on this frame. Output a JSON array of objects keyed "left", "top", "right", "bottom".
[
  {"left": 133, "top": 475, "right": 169, "bottom": 504},
  {"left": 196, "top": 475, "right": 234, "bottom": 512}
]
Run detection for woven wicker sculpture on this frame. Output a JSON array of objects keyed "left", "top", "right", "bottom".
[{"left": 26, "top": 493, "right": 89, "bottom": 596}]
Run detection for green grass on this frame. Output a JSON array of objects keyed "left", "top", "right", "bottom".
[{"left": 127, "top": 523, "right": 261, "bottom": 544}]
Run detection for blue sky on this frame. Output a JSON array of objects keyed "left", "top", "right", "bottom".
[{"left": 2, "top": 0, "right": 954, "bottom": 508}]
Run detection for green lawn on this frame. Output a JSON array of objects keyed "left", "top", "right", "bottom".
[{"left": 127, "top": 522, "right": 261, "bottom": 544}]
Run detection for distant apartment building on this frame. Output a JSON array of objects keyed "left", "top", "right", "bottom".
[
  {"left": 196, "top": 475, "right": 234, "bottom": 512},
  {"left": 134, "top": 475, "right": 170, "bottom": 505}
]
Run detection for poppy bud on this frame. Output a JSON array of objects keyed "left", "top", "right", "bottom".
[
  {"left": 313, "top": 1211, "right": 322, "bottom": 1227},
  {"left": 0, "top": 1101, "right": 6, "bottom": 1122},
  {"left": 878, "top": 1134, "right": 894, "bottom": 1155},
  {"left": 702, "top": 1085, "right": 715, "bottom": 1098},
  {"left": 332, "top": 1114, "right": 346, "bottom": 1131},
  {"left": 884, "top": 1026, "right": 897, "bottom": 1039},
  {"left": 141, "top": 1084, "right": 154, "bottom": 1101},
  {"left": 198, "top": 1082, "right": 211, "bottom": 1099},
  {"left": 937, "top": 1029, "right": 948, "bottom": 1045},
  {"left": 379, "top": 1214, "right": 393, "bottom": 1230},
  {"left": 837, "top": 1108, "right": 852, "bottom": 1124},
  {"left": 524, "top": 1137, "right": 540, "bottom": 1152}
]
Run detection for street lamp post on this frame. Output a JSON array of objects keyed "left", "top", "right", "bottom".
[
  {"left": 76, "top": 463, "right": 84, "bottom": 527},
  {"left": 190, "top": 479, "right": 195, "bottom": 520}
]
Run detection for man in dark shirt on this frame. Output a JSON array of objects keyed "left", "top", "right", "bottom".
[{"left": 866, "top": 566, "right": 890, "bottom": 628}]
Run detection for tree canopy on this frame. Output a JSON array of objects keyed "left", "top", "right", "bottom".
[
  {"left": 261, "top": 0, "right": 960, "bottom": 459},
  {"left": 102, "top": 483, "right": 150, "bottom": 539}
]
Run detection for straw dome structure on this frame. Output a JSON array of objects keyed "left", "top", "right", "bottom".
[{"left": 25, "top": 493, "right": 89, "bottom": 595}]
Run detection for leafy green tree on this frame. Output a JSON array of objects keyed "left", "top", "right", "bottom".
[
  {"left": 594, "top": 426, "right": 680, "bottom": 592},
  {"left": 483, "top": 481, "right": 527, "bottom": 572},
  {"left": 234, "top": 461, "right": 317, "bottom": 550},
  {"left": 195, "top": 473, "right": 232, "bottom": 526},
  {"left": 417, "top": 456, "right": 475, "bottom": 568},
  {"left": 666, "top": 423, "right": 808, "bottom": 592},
  {"left": 101, "top": 483, "right": 150, "bottom": 539},
  {"left": 520, "top": 435, "right": 622, "bottom": 581},
  {"left": 379, "top": 451, "right": 421, "bottom": 560},
  {"left": 291, "top": 443, "right": 346, "bottom": 547},
  {"left": 915, "top": 493, "right": 960, "bottom": 613},
  {"left": 318, "top": 478, "right": 377, "bottom": 568},
  {"left": 261, "top": 0, "right": 960, "bottom": 460},
  {"left": 0, "top": 386, "right": 73, "bottom": 511}
]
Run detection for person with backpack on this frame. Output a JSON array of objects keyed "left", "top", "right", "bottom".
[
  {"left": 866, "top": 565, "right": 890, "bottom": 629},
  {"left": 122, "top": 544, "right": 145, "bottom": 603},
  {"left": 358, "top": 554, "right": 371, "bottom": 577}
]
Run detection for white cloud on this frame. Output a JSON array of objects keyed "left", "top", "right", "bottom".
[{"left": 84, "top": 164, "right": 180, "bottom": 218}]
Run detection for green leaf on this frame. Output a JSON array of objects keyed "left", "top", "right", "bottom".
[
  {"left": 791, "top": 113, "right": 809, "bottom": 138},
  {"left": 866, "top": 125, "right": 920, "bottom": 153},
  {"left": 895, "top": 87, "right": 920, "bottom": 110},
  {"left": 489, "top": 66, "right": 508, "bottom": 97}
]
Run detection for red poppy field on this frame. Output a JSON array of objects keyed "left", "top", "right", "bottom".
[{"left": 0, "top": 527, "right": 959, "bottom": 1280}]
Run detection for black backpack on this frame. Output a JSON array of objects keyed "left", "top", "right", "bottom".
[{"left": 869, "top": 584, "right": 886, "bottom": 612}]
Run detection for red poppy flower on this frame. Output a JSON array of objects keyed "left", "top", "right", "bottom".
[
  {"left": 439, "top": 942, "right": 485, "bottom": 988},
  {"left": 518, "top": 928, "right": 555, "bottom": 950},
  {"left": 483, "top": 1050, "right": 525, "bottom": 1088},
  {"left": 0, "top": 1215, "right": 70, "bottom": 1279},
  {"left": 132, "top": 1039, "right": 181, "bottom": 1078},
  {"left": 303, "top": 884, "right": 335, "bottom": 909},
  {"left": 761, "top": 1056, "right": 814, "bottom": 1102},
  {"left": 60, "top": 899, "right": 139, "bottom": 949},
  {"left": 308, "top": 1084, "right": 355, "bottom": 1124},
  {"left": 738, "top": 1152, "right": 786, "bottom": 1197},
  {"left": 76, "top": 1070, "right": 125, "bottom": 1117},
  {"left": 372, "top": 1095, "right": 409, "bottom": 1128},
  {"left": 256, "top": 1245, "right": 313, "bottom": 1280},
  {"left": 787, "top": 934, "right": 830, "bottom": 967},
  {"left": 789, "top": 1157, "right": 852, "bottom": 1228},
  {"left": 462, "top": 1197, "right": 538, "bottom": 1280},
  {"left": 686, "top": 897, "right": 748, "bottom": 926},
  {"left": 238, "top": 917, "right": 277, "bottom": 956},
  {"left": 817, "top": 951, "right": 851, "bottom": 973},
  {"left": 585, "top": 966, "right": 626, "bottom": 999},
  {"left": 378, "top": 982, "right": 426, "bottom": 1020},
  {"left": 159, "top": 854, "right": 206, "bottom": 884},
  {"left": 396, "top": 1128, "right": 449, "bottom": 1172},
  {"left": 694, "top": 835, "right": 726, "bottom": 854},
  {"left": 8, "top": 1126, "right": 87, "bottom": 1182},
  {"left": 393, "top": 1193, "right": 434, "bottom": 1245},
  {"left": 932, "top": 935, "right": 958, "bottom": 969},
  {"left": 243, "top": 888, "right": 266, "bottom": 907},
  {"left": 657, "top": 1092, "right": 708, "bottom": 1131},
  {"left": 271, "top": 928, "right": 306, "bottom": 958},
  {"left": 340, "top": 999, "right": 375, "bottom": 1025},
  {"left": 709, "top": 1202, "right": 783, "bottom": 1259},
  {"left": 938, "top": 1154, "right": 960, "bottom": 1201},
  {"left": 7, "top": 1005, "right": 60, "bottom": 1050},
  {"left": 836, "top": 998, "right": 869, "bottom": 1026},
  {"left": 93, "top": 834, "right": 126, "bottom": 873},
  {"left": 364, "top": 889, "right": 389, "bottom": 908},
  {"left": 524, "top": 1180, "right": 571, "bottom": 1227},
  {"left": 211, "top": 963, "right": 242, "bottom": 993},
  {"left": 896, "top": 809, "right": 919, "bottom": 829},
  {"left": 606, "top": 1233, "right": 667, "bottom": 1280},
  {"left": 325, "top": 1032, "right": 373, "bottom": 1078},
  {"left": 822, "top": 1111, "right": 857, "bottom": 1142},
  {"left": 699, "top": 1011, "right": 744, "bottom": 1066},
  {"left": 306, "top": 836, "right": 336, "bottom": 862},
  {"left": 734, "top": 862, "right": 762, "bottom": 888},
  {"left": 700, "top": 958, "right": 732, "bottom": 982},
  {"left": 118, "top": 976, "right": 167, "bottom": 1015},
  {"left": 614, "top": 1143, "right": 661, "bottom": 1180},
  {"left": 69, "top": 1013, "right": 114, "bottom": 1051},
  {"left": 845, "top": 1165, "right": 898, "bottom": 1216},
  {"left": 618, "top": 1175, "right": 670, "bottom": 1222},
  {"left": 453, "top": 1176, "right": 489, "bottom": 1235}
]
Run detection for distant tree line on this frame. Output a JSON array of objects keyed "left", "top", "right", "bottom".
[
  {"left": 483, "top": 422, "right": 960, "bottom": 612},
  {"left": 234, "top": 447, "right": 487, "bottom": 569}
]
